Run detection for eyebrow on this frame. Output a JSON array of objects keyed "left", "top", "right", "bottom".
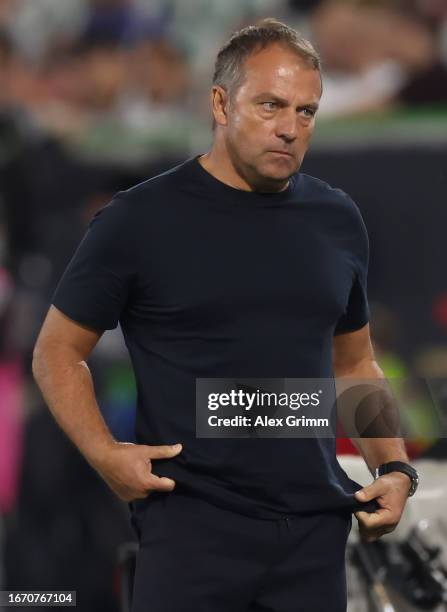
[{"left": 253, "top": 93, "right": 319, "bottom": 111}]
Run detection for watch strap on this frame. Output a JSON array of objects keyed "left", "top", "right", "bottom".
[{"left": 375, "top": 461, "right": 419, "bottom": 497}]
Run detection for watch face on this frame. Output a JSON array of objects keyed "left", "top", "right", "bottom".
[{"left": 409, "top": 476, "right": 419, "bottom": 496}]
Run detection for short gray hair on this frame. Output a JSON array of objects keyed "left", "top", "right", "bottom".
[{"left": 213, "top": 18, "right": 321, "bottom": 98}]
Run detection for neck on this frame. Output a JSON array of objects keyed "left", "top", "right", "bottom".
[{"left": 199, "top": 140, "right": 289, "bottom": 194}]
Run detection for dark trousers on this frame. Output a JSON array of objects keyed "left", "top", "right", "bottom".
[{"left": 129, "top": 491, "right": 352, "bottom": 612}]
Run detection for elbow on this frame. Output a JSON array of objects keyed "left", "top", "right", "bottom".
[
  {"left": 31, "top": 341, "right": 46, "bottom": 384},
  {"left": 334, "top": 357, "right": 384, "bottom": 379},
  {"left": 32, "top": 340, "right": 87, "bottom": 383},
  {"left": 32, "top": 336, "right": 55, "bottom": 383}
]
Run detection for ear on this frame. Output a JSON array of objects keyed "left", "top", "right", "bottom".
[{"left": 211, "top": 85, "right": 229, "bottom": 127}]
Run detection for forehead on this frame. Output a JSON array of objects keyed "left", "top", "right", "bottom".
[{"left": 237, "top": 43, "right": 322, "bottom": 100}]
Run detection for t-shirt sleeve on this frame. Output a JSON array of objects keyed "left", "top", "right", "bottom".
[
  {"left": 334, "top": 197, "right": 370, "bottom": 335},
  {"left": 51, "top": 195, "right": 137, "bottom": 331}
]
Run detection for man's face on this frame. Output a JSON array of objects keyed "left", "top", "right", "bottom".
[{"left": 220, "top": 44, "right": 322, "bottom": 189}]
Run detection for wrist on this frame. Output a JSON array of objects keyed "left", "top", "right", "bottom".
[
  {"left": 387, "top": 470, "right": 412, "bottom": 494},
  {"left": 374, "top": 460, "right": 419, "bottom": 497},
  {"left": 85, "top": 438, "right": 120, "bottom": 470}
]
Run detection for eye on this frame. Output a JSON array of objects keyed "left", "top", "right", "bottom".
[
  {"left": 301, "top": 108, "right": 316, "bottom": 118},
  {"left": 261, "top": 101, "right": 278, "bottom": 112}
]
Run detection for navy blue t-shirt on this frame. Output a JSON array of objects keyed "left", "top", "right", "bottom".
[{"left": 52, "top": 155, "right": 370, "bottom": 519}]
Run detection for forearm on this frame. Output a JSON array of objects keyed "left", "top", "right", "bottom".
[
  {"left": 32, "top": 347, "right": 117, "bottom": 469},
  {"left": 337, "top": 358, "right": 409, "bottom": 476},
  {"left": 351, "top": 437, "right": 409, "bottom": 477}
]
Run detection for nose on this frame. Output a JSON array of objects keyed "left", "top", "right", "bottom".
[{"left": 275, "top": 109, "right": 298, "bottom": 143}]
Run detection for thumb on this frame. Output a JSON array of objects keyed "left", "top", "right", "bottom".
[{"left": 355, "top": 483, "right": 378, "bottom": 502}]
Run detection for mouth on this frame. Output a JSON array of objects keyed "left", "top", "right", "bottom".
[{"left": 268, "top": 151, "right": 293, "bottom": 158}]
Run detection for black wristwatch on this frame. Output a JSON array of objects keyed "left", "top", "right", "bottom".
[{"left": 374, "top": 461, "right": 419, "bottom": 497}]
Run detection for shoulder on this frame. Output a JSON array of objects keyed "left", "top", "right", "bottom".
[
  {"left": 296, "top": 172, "right": 366, "bottom": 227},
  {"left": 114, "top": 158, "right": 190, "bottom": 204},
  {"left": 296, "top": 172, "right": 353, "bottom": 206},
  {"left": 89, "top": 159, "right": 190, "bottom": 227}
]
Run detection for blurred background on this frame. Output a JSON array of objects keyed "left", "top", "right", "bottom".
[{"left": 0, "top": 0, "right": 446, "bottom": 610}]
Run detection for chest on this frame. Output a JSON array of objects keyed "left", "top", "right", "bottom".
[{"left": 130, "top": 208, "right": 355, "bottom": 334}]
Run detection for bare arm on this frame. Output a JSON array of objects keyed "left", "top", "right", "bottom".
[
  {"left": 32, "top": 305, "right": 116, "bottom": 466},
  {"left": 333, "top": 324, "right": 412, "bottom": 541},
  {"left": 32, "top": 305, "right": 182, "bottom": 501},
  {"left": 333, "top": 323, "right": 410, "bottom": 473}
]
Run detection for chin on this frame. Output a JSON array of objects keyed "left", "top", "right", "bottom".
[
  {"left": 257, "top": 165, "right": 295, "bottom": 184},
  {"left": 261, "top": 157, "right": 300, "bottom": 177}
]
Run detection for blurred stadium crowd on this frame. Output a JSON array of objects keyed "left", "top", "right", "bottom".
[
  {"left": 0, "top": 0, "right": 446, "bottom": 145},
  {"left": 0, "top": 1, "right": 446, "bottom": 611}
]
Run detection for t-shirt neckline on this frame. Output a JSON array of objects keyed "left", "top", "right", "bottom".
[{"left": 189, "top": 154, "right": 296, "bottom": 206}]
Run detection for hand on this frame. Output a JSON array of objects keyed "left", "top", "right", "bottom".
[
  {"left": 92, "top": 441, "right": 183, "bottom": 502},
  {"left": 354, "top": 472, "right": 411, "bottom": 542}
]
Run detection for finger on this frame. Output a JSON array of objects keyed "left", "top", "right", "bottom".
[
  {"left": 143, "top": 472, "right": 176, "bottom": 492},
  {"left": 144, "top": 444, "right": 183, "bottom": 460},
  {"left": 355, "top": 511, "right": 381, "bottom": 530},
  {"left": 354, "top": 480, "right": 386, "bottom": 502},
  {"left": 356, "top": 508, "right": 390, "bottom": 528},
  {"left": 361, "top": 530, "right": 382, "bottom": 543},
  {"left": 361, "top": 525, "right": 394, "bottom": 542},
  {"left": 357, "top": 521, "right": 384, "bottom": 543}
]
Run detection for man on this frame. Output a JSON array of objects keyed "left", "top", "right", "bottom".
[{"left": 33, "top": 19, "right": 418, "bottom": 612}]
